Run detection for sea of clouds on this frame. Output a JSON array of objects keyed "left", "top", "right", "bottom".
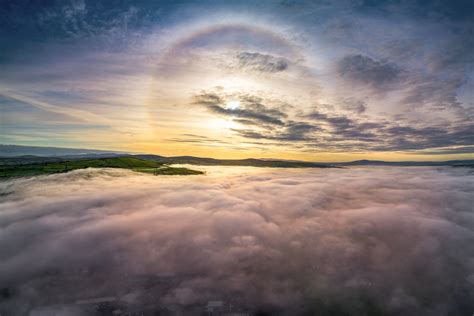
[{"left": 0, "top": 166, "right": 473, "bottom": 315}]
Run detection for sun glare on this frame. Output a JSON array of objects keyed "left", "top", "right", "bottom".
[
  {"left": 207, "top": 117, "right": 240, "bottom": 131},
  {"left": 225, "top": 100, "right": 240, "bottom": 110}
]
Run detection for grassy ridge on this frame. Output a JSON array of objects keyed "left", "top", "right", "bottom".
[
  {"left": 137, "top": 166, "right": 205, "bottom": 175},
  {"left": 0, "top": 157, "right": 204, "bottom": 179}
]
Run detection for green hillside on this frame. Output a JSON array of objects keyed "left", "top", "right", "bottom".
[{"left": 0, "top": 157, "right": 203, "bottom": 179}]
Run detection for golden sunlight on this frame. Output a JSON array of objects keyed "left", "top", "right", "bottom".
[
  {"left": 210, "top": 117, "right": 240, "bottom": 130},
  {"left": 225, "top": 100, "right": 240, "bottom": 110}
]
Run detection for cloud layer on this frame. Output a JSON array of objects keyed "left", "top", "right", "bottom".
[{"left": 1, "top": 167, "right": 473, "bottom": 315}]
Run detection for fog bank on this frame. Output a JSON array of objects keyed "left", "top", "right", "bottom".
[{"left": 0, "top": 167, "right": 473, "bottom": 315}]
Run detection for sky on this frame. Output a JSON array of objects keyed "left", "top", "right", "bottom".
[
  {"left": 0, "top": 0, "right": 473, "bottom": 161},
  {"left": 1, "top": 166, "right": 473, "bottom": 314}
]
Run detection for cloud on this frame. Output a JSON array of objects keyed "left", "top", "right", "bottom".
[
  {"left": 235, "top": 121, "right": 320, "bottom": 142},
  {"left": 0, "top": 1, "right": 472, "bottom": 157},
  {"left": 341, "top": 98, "right": 367, "bottom": 114},
  {"left": 415, "top": 146, "right": 474, "bottom": 155},
  {"left": 337, "top": 54, "right": 402, "bottom": 89},
  {"left": 401, "top": 76, "right": 465, "bottom": 109},
  {"left": 236, "top": 52, "right": 289, "bottom": 73},
  {"left": 191, "top": 89, "right": 474, "bottom": 154},
  {"left": 304, "top": 110, "right": 474, "bottom": 152},
  {"left": 193, "top": 92, "right": 286, "bottom": 126},
  {"left": 0, "top": 90, "right": 112, "bottom": 126},
  {"left": 0, "top": 1, "right": 153, "bottom": 43},
  {"left": 0, "top": 167, "right": 473, "bottom": 315}
]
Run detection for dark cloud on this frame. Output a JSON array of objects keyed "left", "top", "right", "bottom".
[
  {"left": 229, "top": 104, "right": 474, "bottom": 153},
  {"left": 305, "top": 110, "right": 380, "bottom": 141},
  {"left": 283, "top": 122, "right": 320, "bottom": 140},
  {"left": 307, "top": 110, "right": 474, "bottom": 152},
  {"left": 337, "top": 54, "right": 402, "bottom": 89},
  {"left": 193, "top": 92, "right": 286, "bottom": 126},
  {"left": 0, "top": 167, "right": 473, "bottom": 315},
  {"left": 236, "top": 52, "right": 289, "bottom": 73},
  {"left": 342, "top": 98, "right": 367, "bottom": 114},
  {"left": 235, "top": 121, "right": 320, "bottom": 142},
  {"left": 192, "top": 88, "right": 474, "bottom": 154}
]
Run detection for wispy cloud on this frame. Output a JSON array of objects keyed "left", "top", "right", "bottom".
[
  {"left": 0, "top": 90, "right": 111, "bottom": 126},
  {"left": 235, "top": 52, "right": 289, "bottom": 73}
]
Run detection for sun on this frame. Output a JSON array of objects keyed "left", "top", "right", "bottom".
[{"left": 225, "top": 100, "right": 240, "bottom": 110}]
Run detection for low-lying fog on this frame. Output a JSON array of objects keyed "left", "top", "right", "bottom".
[{"left": 1, "top": 166, "right": 473, "bottom": 315}]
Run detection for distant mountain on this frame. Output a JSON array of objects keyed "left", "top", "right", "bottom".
[
  {"left": 0, "top": 144, "right": 127, "bottom": 157},
  {"left": 1, "top": 145, "right": 473, "bottom": 168},
  {"left": 134, "top": 155, "right": 333, "bottom": 168},
  {"left": 134, "top": 155, "right": 474, "bottom": 168},
  {"left": 335, "top": 159, "right": 474, "bottom": 167}
]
